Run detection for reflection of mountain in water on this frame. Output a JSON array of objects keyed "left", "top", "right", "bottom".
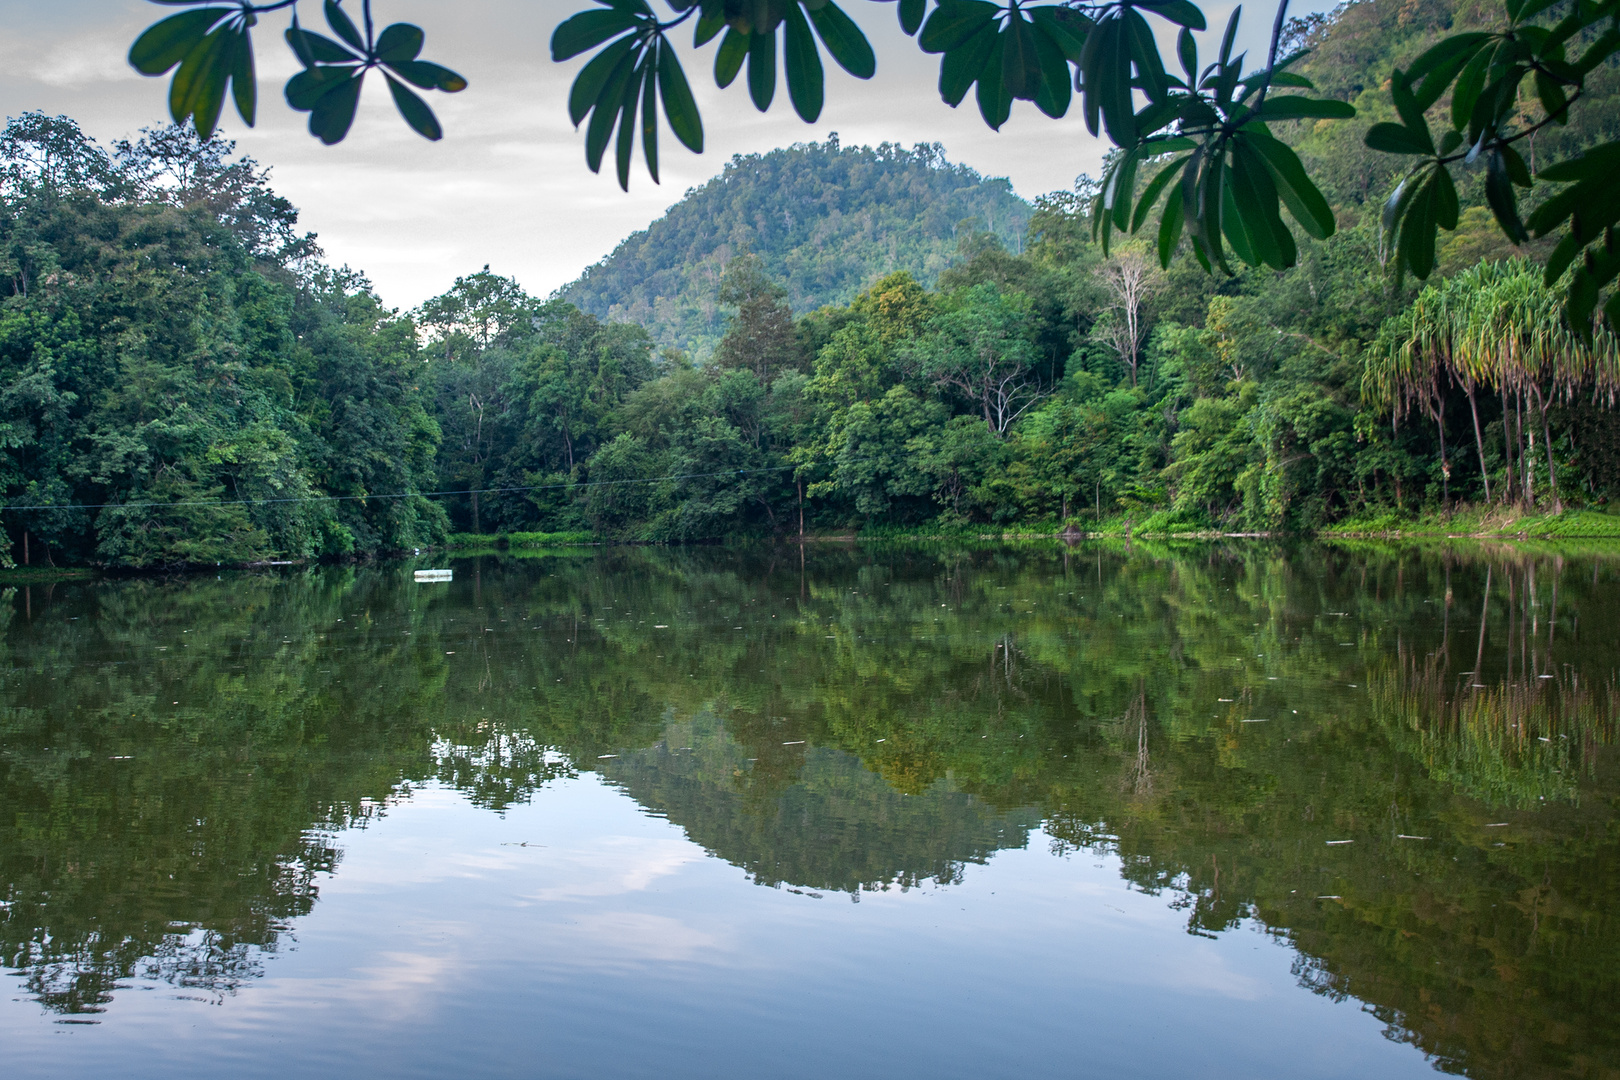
[
  {"left": 1, "top": 544, "right": 1619, "bottom": 1080},
  {"left": 603, "top": 715, "right": 1041, "bottom": 893}
]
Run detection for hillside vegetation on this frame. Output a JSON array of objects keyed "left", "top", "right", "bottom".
[
  {"left": 557, "top": 138, "right": 1030, "bottom": 357},
  {"left": 2, "top": 0, "right": 1620, "bottom": 565}
]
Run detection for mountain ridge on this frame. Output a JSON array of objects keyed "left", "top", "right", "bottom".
[{"left": 557, "top": 136, "right": 1031, "bottom": 356}]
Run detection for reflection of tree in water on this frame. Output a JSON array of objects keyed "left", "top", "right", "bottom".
[
  {"left": 1, "top": 543, "right": 1620, "bottom": 1077},
  {"left": 1370, "top": 555, "right": 1620, "bottom": 808}
]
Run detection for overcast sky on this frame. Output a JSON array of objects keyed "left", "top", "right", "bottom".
[{"left": 0, "top": 0, "right": 1332, "bottom": 311}]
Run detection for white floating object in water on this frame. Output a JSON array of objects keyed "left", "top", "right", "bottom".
[
  {"left": 1325, "top": 839, "right": 1353, "bottom": 845},
  {"left": 415, "top": 569, "right": 453, "bottom": 582}
]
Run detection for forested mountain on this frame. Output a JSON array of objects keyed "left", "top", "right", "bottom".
[{"left": 557, "top": 138, "right": 1030, "bottom": 356}]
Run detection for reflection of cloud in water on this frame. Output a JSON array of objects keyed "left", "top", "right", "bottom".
[
  {"left": 521, "top": 838, "right": 706, "bottom": 903},
  {"left": 352, "top": 951, "right": 459, "bottom": 1013},
  {"left": 563, "top": 912, "right": 726, "bottom": 963}
]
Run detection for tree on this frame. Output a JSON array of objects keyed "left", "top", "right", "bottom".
[
  {"left": 909, "top": 284, "right": 1046, "bottom": 436},
  {"left": 1365, "top": 260, "right": 1620, "bottom": 512},
  {"left": 1093, "top": 250, "right": 1159, "bottom": 387},
  {"left": 714, "top": 254, "right": 800, "bottom": 379},
  {"left": 415, "top": 267, "right": 538, "bottom": 362}
]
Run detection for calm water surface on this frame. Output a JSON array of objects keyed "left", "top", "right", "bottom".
[{"left": 3, "top": 542, "right": 1617, "bottom": 1079}]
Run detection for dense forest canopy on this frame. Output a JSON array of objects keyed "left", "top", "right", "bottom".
[
  {"left": 557, "top": 138, "right": 1031, "bottom": 357},
  {"left": 2, "top": 0, "right": 1620, "bottom": 567}
]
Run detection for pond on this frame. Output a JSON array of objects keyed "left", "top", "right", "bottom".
[{"left": 2, "top": 542, "right": 1617, "bottom": 1079}]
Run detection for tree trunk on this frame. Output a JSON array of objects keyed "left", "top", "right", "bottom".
[
  {"left": 1467, "top": 383, "right": 1491, "bottom": 504},
  {"left": 1521, "top": 393, "right": 1535, "bottom": 506},
  {"left": 1500, "top": 385, "right": 1516, "bottom": 504},
  {"left": 1434, "top": 391, "right": 1449, "bottom": 507},
  {"left": 1531, "top": 382, "right": 1561, "bottom": 513}
]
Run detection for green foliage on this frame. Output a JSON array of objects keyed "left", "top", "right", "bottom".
[
  {"left": 0, "top": 115, "right": 445, "bottom": 566},
  {"left": 1360, "top": 0, "right": 1620, "bottom": 335},
  {"left": 129, "top": 0, "right": 465, "bottom": 145},
  {"left": 122, "top": 0, "right": 1620, "bottom": 341},
  {"left": 17, "top": 0, "right": 1620, "bottom": 560}
]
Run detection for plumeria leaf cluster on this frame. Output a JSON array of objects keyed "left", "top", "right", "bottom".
[
  {"left": 550, "top": 0, "right": 878, "bottom": 189},
  {"left": 1085, "top": 4, "right": 1353, "bottom": 273},
  {"left": 1367, "top": 0, "right": 1620, "bottom": 335},
  {"left": 127, "top": 0, "right": 1620, "bottom": 331},
  {"left": 129, "top": 1, "right": 466, "bottom": 145}
]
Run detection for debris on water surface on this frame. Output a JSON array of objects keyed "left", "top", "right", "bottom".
[
  {"left": 783, "top": 740, "right": 805, "bottom": 745},
  {"left": 1242, "top": 718, "right": 1270, "bottom": 723},
  {"left": 1397, "top": 835, "right": 1431, "bottom": 840},
  {"left": 414, "top": 569, "right": 452, "bottom": 582},
  {"left": 597, "top": 754, "right": 618, "bottom": 759},
  {"left": 1326, "top": 840, "right": 1353, "bottom": 845}
]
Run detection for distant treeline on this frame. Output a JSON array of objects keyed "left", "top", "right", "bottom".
[{"left": 2, "top": 0, "right": 1619, "bottom": 565}]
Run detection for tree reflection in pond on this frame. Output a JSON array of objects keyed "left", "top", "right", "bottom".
[{"left": 0, "top": 542, "right": 1617, "bottom": 1078}]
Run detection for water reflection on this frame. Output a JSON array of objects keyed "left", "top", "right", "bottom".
[{"left": 1, "top": 543, "right": 1618, "bottom": 1077}]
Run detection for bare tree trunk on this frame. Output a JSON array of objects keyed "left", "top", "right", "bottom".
[
  {"left": 1500, "top": 385, "right": 1516, "bottom": 504},
  {"left": 1531, "top": 382, "right": 1561, "bottom": 513},
  {"left": 1516, "top": 390, "right": 1529, "bottom": 505},
  {"left": 1467, "top": 383, "right": 1490, "bottom": 504},
  {"left": 1433, "top": 390, "right": 1450, "bottom": 507}
]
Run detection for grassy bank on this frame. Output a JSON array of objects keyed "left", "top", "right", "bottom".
[
  {"left": 434, "top": 507, "right": 1620, "bottom": 551},
  {"left": 1321, "top": 506, "right": 1620, "bottom": 540}
]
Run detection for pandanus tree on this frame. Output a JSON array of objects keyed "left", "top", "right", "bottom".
[
  {"left": 118, "top": 0, "right": 1620, "bottom": 335},
  {"left": 1365, "top": 260, "right": 1620, "bottom": 510}
]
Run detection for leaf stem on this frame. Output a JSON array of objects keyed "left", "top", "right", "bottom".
[
  {"left": 656, "top": 7, "right": 698, "bottom": 33},
  {"left": 1434, "top": 88, "right": 1583, "bottom": 168},
  {"left": 1253, "top": 0, "right": 1291, "bottom": 112}
]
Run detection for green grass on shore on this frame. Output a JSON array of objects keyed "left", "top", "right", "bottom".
[{"left": 1322, "top": 506, "right": 1620, "bottom": 539}]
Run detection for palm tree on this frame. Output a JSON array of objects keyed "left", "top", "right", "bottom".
[{"left": 1364, "top": 260, "right": 1620, "bottom": 511}]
